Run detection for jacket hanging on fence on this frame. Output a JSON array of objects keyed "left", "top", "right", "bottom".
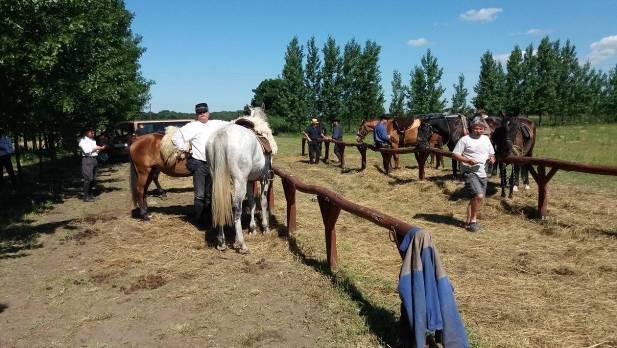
[{"left": 398, "top": 227, "right": 469, "bottom": 348}]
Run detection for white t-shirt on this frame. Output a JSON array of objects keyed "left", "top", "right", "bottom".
[
  {"left": 452, "top": 134, "right": 495, "bottom": 178},
  {"left": 172, "top": 120, "right": 229, "bottom": 162},
  {"left": 78, "top": 136, "right": 99, "bottom": 157}
]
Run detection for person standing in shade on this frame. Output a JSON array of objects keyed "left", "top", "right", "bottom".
[
  {"left": 451, "top": 117, "right": 495, "bottom": 232},
  {"left": 135, "top": 123, "right": 147, "bottom": 136},
  {"left": 331, "top": 119, "right": 343, "bottom": 163},
  {"left": 373, "top": 114, "right": 391, "bottom": 148},
  {"left": 79, "top": 128, "right": 105, "bottom": 202},
  {"left": 0, "top": 129, "right": 17, "bottom": 190},
  {"left": 303, "top": 118, "right": 324, "bottom": 164},
  {"left": 172, "top": 102, "right": 228, "bottom": 227}
]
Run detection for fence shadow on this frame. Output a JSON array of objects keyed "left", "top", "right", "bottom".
[
  {"left": 286, "top": 232, "right": 400, "bottom": 347},
  {"left": 413, "top": 213, "right": 465, "bottom": 228},
  {"left": 1, "top": 219, "right": 76, "bottom": 259}
]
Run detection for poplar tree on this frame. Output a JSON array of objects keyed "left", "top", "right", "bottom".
[
  {"left": 535, "top": 36, "right": 558, "bottom": 124},
  {"left": 605, "top": 64, "right": 617, "bottom": 120},
  {"left": 340, "top": 39, "right": 362, "bottom": 128},
  {"left": 281, "top": 37, "right": 307, "bottom": 130},
  {"left": 389, "top": 70, "right": 406, "bottom": 116},
  {"left": 473, "top": 51, "right": 503, "bottom": 115},
  {"left": 408, "top": 49, "right": 446, "bottom": 114},
  {"left": 451, "top": 73, "right": 468, "bottom": 113},
  {"left": 505, "top": 46, "right": 524, "bottom": 115},
  {"left": 304, "top": 37, "right": 321, "bottom": 118},
  {"left": 320, "top": 36, "right": 343, "bottom": 122},
  {"left": 520, "top": 44, "right": 537, "bottom": 115},
  {"left": 357, "top": 40, "right": 385, "bottom": 119}
]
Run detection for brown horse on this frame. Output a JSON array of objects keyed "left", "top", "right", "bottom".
[
  {"left": 492, "top": 115, "right": 536, "bottom": 198},
  {"left": 129, "top": 131, "right": 191, "bottom": 220},
  {"left": 355, "top": 117, "right": 421, "bottom": 170}
]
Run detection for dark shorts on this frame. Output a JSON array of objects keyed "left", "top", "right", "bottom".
[{"left": 463, "top": 172, "right": 487, "bottom": 198}]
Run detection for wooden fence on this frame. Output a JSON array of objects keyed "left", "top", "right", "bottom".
[
  {"left": 301, "top": 137, "right": 617, "bottom": 219},
  {"left": 271, "top": 166, "right": 416, "bottom": 269}
]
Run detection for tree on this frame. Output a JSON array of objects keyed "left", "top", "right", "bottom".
[
  {"left": 408, "top": 49, "right": 446, "bottom": 114},
  {"left": 357, "top": 40, "right": 385, "bottom": 119},
  {"left": 251, "top": 78, "right": 286, "bottom": 117},
  {"left": 340, "top": 39, "right": 362, "bottom": 129},
  {"left": 320, "top": 36, "right": 343, "bottom": 123},
  {"left": 304, "top": 37, "right": 321, "bottom": 118},
  {"left": 520, "top": 44, "right": 537, "bottom": 115},
  {"left": 389, "top": 70, "right": 406, "bottom": 116},
  {"left": 280, "top": 37, "right": 307, "bottom": 130},
  {"left": 535, "top": 36, "right": 559, "bottom": 124},
  {"left": 473, "top": 51, "right": 504, "bottom": 115},
  {"left": 451, "top": 73, "right": 468, "bottom": 113},
  {"left": 605, "top": 64, "right": 617, "bottom": 121},
  {"left": 505, "top": 46, "right": 525, "bottom": 115}
]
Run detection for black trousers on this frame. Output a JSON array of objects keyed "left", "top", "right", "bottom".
[
  {"left": 191, "top": 158, "right": 212, "bottom": 226},
  {"left": 81, "top": 156, "right": 98, "bottom": 197},
  {"left": 0, "top": 154, "right": 16, "bottom": 188},
  {"left": 308, "top": 142, "right": 321, "bottom": 164},
  {"left": 333, "top": 138, "right": 343, "bottom": 162}
]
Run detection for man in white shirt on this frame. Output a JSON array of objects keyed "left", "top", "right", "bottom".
[
  {"left": 172, "top": 102, "right": 228, "bottom": 227},
  {"left": 452, "top": 117, "right": 496, "bottom": 232},
  {"left": 0, "top": 129, "right": 17, "bottom": 190},
  {"left": 78, "top": 128, "right": 105, "bottom": 202}
]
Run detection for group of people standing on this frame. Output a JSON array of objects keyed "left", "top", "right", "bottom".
[{"left": 302, "top": 118, "right": 343, "bottom": 164}]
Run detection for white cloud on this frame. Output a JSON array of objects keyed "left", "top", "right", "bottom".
[
  {"left": 513, "top": 28, "right": 551, "bottom": 36},
  {"left": 493, "top": 53, "right": 510, "bottom": 65},
  {"left": 588, "top": 35, "right": 617, "bottom": 65},
  {"left": 407, "top": 38, "right": 430, "bottom": 47},
  {"left": 460, "top": 8, "right": 503, "bottom": 22}
]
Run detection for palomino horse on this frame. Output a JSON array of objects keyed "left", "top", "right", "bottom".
[
  {"left": 209, "top": 107, "right": 277, "bottom": 253},
  {"left": 355, "top": 116, "right": 421, "bottom": 170},
  {"left": 492, "top": 115, "right": 536, "bottom": 198},
  {"left": 417, "top": 114, "right": 469, "bottom": 176},
  {"left": 129, "top": 130, "right": 192, "bottom": 220}
]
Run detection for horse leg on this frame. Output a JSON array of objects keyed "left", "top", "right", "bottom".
[
  {"left": 152, "top": 168, "right": 166, "bottom": 198},
  {"left": 233, "top": 181, "right": 248, "bottom": 253},
  {"left": 452, "top": 158, "right": 458, "bottom": 177},
  {"left": 216, "top": 226, "right": 227, "bottom": 251},
  {"left": 508, "top": 165, "right": 515, "bottom": 198},
  {"left": 394, "top": 153, "right": 400, "bottom": 170},
  {"left": 512, "top": 165, "right": 520, "bottom": 192},
  {"left": 247, "top": 181, "right": 257, "bottom": 235},
  {"left": 136, "top": 168, "right": 152, "bottom": 220},
  {"left": 260, "top": 177, "right": 270, "bottom": 234},
  {"left": 499, "top": 162, "right": 507, "bottom": 198},
  {"left": 522, "top": 165, "right": 530, "bottom": 190}
]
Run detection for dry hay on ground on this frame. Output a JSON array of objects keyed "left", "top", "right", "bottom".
[{"left": 272, "top": 148, "right": 617, "bottom": 348}]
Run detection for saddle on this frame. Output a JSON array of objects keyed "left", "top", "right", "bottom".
[
  {"left": 234, "top": 118, "right": 273, "bottom": 155},
  {"left": 392, "top": 117, "right": 421, "bottom": 135}
]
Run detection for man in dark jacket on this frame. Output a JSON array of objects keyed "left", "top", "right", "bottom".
[
  {"left": 303, "top": 118, "right": 324, "bottom": 164},
  {"left": 331, "top": 119, "right": 343, "bottom": 163}
]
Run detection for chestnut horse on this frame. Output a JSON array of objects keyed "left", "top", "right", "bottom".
[
  {"left": 129, "top": 131, "right": 191, "bottom": 220},
  {"left": 355, "top": 116, "right": 421, "bottom": 170}
]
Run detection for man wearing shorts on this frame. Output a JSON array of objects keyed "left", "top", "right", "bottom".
[{"left": 452, "top": 117, "right": 495, "bottom": 232}]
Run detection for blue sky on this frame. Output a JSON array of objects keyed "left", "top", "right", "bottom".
[{"left": 126, "top": 0, "right": 617, "bottom": 113}]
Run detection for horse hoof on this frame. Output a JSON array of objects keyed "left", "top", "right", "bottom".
[
  {"left": 216, "top": 244, "right": 227, "bottom": 251},
  {"left": 524, "top": 185, "right": 530, "bottom": 191},
  {"left": 237, "top": 247, "right": 250, "bottom": 255},
  {"left": 262, "top": 228, "right": 271, "bottom": 235},
  {"left": 512, "top": 185, "right": 519, "bottom": 192}
]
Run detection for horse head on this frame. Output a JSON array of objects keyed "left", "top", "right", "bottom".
[
  {"left": 248, "top": 105, "right": 268, "bottom": 121},
  {"left": 416, "top": 121, "right": 433, "bottom": 150},
  {"left": 356, "top": 119, "right": 371, "bottom": 142}
]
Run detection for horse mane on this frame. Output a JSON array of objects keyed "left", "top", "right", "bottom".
[
  {"left": 160, "top": 126, "right": 187, "bottom": 167},
  {"left": 234, "top": 112, "right": 278, "bottom": 155}
]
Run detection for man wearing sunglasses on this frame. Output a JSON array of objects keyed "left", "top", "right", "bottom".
[{"left": 172, "top": 102, "right": 228, "bottom": 228}]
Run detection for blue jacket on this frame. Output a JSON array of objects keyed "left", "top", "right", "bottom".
[
  {"left": 398, "top": 227, "right": 469, "bottom": 348},
  {"left": 373, "top": 122, "right": 389, "bottom": 145}
]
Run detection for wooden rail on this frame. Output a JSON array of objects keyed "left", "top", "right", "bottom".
[
  {"left": 300, "top": 138, "right": 617, "bottom": 219},
  {"left": 272, "top": 166, "right": 416, "bottom": 269}
]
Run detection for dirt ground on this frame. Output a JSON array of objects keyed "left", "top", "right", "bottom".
[
  {"left": 1, "top": 141, "right": 616, "bottom": 348},
  {"left": 0, "top": 163, "right": 379, "bottom": 348}
]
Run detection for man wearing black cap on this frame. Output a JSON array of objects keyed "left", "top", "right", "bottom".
[
  {"left": 331, "top": 119, "right": 343, "bottom": 163},
  {"left": 373, "top": 114, "right": 391, "bottom": 148},
  {"left": 78, "top": 128, "right": 105, "bottom": 202},
  {"left": 172, "top": 102, "right": 228, "bottom": 227}
]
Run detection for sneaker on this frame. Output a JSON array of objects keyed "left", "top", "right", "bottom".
[{"left": 466, "top": 222, "right": 480, "bottom": 232}]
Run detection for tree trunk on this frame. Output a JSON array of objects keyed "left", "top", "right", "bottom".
[{"left": 22, "top": 135, "right": 28, "bottom": 152}]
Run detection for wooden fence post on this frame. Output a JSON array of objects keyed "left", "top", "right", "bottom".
[
  {"left": 281, "top": 178, "right": 297, "bottom": 234},
  {"left": 301, "top": 137, "right": 306, "bottom": 156},
  {"left": 317, "top": 196, "right": 341, "bottom": 270},
  {"left": 528, "top": 165, "right": 558, "bottom": 219}
]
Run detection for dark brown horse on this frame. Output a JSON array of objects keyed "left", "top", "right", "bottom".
[
  {"left": 129, "top": 132, "right": 191, "bottom": 219},
  {"left": 355, "top": 116, "right": 421, "bottom": 170},
  {"left": 492, "top": 115, "right": 536, "bottom": 198},
  {"left": 417, "top": 114, "right": 469, "bottom": 176}
]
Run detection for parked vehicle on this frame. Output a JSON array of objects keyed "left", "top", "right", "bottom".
[{"left": 100, "top": 119, "right": 193, "bottom": 160}]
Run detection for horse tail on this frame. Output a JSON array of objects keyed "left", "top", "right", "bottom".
[
  {"left": 210, "top": 133, "right": 233, "bottom": 227},
  {"left": 129, "top": 153, "right": 139, "bottom": 208}
]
